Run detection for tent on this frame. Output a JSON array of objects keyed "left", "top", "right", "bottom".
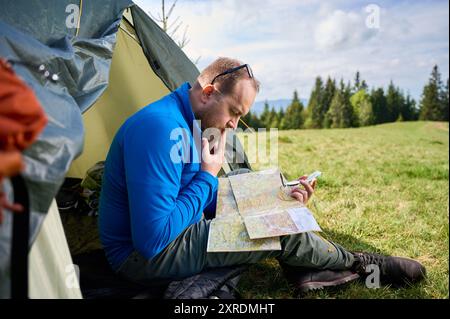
[{"left": 0, "top": 0, "right": 250, "bottom": 299}]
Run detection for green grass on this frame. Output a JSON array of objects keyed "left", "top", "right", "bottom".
[{"left": 236, "top": 121, "right": 449, "bottom": 299}]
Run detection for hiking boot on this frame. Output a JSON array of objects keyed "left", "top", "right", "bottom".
[
  {"left": 351, "top": 252, "right": 426, "bottom": 286},
  {"left": 281, "top": 265, "right": 360, "bottom": 293}
]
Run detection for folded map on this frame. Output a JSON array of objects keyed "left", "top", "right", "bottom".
[{"left": 207, "top": 168, "right": 321, "bottom": 252}]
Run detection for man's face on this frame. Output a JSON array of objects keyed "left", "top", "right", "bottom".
[{"left": 199, "top": 79, "right": 257, "bottom": 131}]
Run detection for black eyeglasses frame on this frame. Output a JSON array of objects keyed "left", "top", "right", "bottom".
[{"left": 210, "top": 64, "right": 254, "bottom": 85}]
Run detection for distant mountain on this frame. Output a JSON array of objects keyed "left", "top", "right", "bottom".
[{"left": 251, "top": 98, "right": 308, "bottom": 115}]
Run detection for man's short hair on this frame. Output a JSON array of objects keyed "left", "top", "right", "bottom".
[{"left": 198, "top": 57, "right": 260, "bottom": 96}]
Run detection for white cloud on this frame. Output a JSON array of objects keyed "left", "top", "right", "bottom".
[
  {"left": 133, "top": 0, "right": 449, "bottom": 103},
  {"left": 314, "top": 9, "right": 378, "bottom": 50}
]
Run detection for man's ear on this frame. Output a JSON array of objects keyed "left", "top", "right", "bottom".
[{"left": 201, "top": 84, "right": 215, "bottom": 103}]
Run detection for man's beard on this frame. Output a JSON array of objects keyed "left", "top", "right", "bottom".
[{"left": 199, "top": 113, "right": 223, "bottom": 131}]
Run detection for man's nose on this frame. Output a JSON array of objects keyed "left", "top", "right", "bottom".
[{"left": 227, "top": 119, "right": 237, "bottom": 129}]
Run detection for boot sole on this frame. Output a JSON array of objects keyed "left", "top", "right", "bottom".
[{"left": 297, "top": 272, "right": 361, "bottom": 293}]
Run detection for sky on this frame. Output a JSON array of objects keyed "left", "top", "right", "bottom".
[{"left": 134, "top": 0, "right": 449, "bottom": 103}]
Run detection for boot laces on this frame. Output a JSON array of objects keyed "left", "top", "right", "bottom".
[{"left": 356, "top": 253, "right": 385, "bottom": 273}]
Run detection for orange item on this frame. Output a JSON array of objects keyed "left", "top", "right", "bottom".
[
  {"left": 0, "top": 57, "right": 48, "bottom": 223},
  {"left": 0, "top": 59, "right": 48, "bottom": 151}
]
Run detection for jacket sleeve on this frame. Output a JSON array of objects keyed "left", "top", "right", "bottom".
[{"left": 122, "top": 115, "right": 218, "bottom": 259}]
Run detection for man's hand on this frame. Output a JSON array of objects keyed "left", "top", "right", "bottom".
[
  {"left": 201, "top": 129, "right": 227, "bottom": 177},
  {"left": 290, "top": 175, "right": 317, "bottom": 205}
]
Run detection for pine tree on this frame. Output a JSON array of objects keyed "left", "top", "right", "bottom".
[
  {"left": 354, "top": 71, "right": 368, "bottom": 93},
  {"left": 370, "top": 87, "right": 388, "bottom": 124},
  {"left": 325, "top": 88, "right": 342, "bottom": 129},
  {"left": 322, "top": 77, "right": 336, "bottom": 128},
  {"left": 325, "top": 80, "right": 354, "bottom": 128},
  {"left": 259, "top": 101, "right": 271, "bottom": 128},
  {"left": 276, "top": 109, "right": 285, "bottom": 130},
  {"left": 250, "top": 112, "right": 262, "bottom": 129},
  {"left": 442, "top": 78, "right": 449, "bottom": 121},
  {"left": 361, "top": 80, "right": 368, "bottom": 91},
  {"left": 399, "top": 93, "right": 417, "bottom": 121},
  {"left": 282, "top": 90, "right": 304, "bottom": 129},
  {"left": 354, "top": 71, "right": 361, "bottom": 92},
  {"left": 419, "top": 65, "right": 446, "bottom": 121},
  {"left": 307, "top": 77, "right": 324, "bottom": 128},
  {"left": 386, "top": 81, "right": 402, "bottom": 122},
  {"left": 350, "top": 89, "right": 374, "bottom": 127},
  {"left": 344, "top": 81, "right": 355, "bottom": 127},
  {"left": 398, "top": 93, "right": 407, "bottom": 122},
  {"left": 268, "top": 106, "right": 279, "bottom": 128},
  {"left": 342, "top": 81, "right": 357, "bottom": 126}
]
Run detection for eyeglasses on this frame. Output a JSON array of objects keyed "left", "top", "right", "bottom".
[{"left": 211, "top": 64, "right": 254, "bottom": 85}]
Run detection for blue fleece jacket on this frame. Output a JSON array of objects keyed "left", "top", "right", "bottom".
[{"left": 98, "top": 83, "right": 218, "bottom": 271}]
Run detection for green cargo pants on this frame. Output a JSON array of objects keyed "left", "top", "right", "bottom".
[{"left": 116, "top": 218, "right": 355, "bottom": 286}]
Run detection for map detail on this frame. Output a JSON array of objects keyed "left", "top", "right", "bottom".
[
  {"left": 207, "top": 169, "right": 321, "bottom": 252},
  {"left": 207, "top": 215, "right": 282, "bottom": 252},
  {"left": 244, "top": 207, "right": 322, "bottom": 239},
  {"left": 207, "top": 177, "right": 281, "bottom": 252}
]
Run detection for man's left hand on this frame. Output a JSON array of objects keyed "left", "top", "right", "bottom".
[{"left": 290, "top": 175, "right": 317, "bottom": 205}]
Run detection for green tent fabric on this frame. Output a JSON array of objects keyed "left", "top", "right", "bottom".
[
  {"left": 1, "top": 1, "right": 252, "bottom": 299},
  {"left": 0, "top": 0, "right": 133, "bottom": 298},
  {"left": 130, "top": 5, "right": 199, "bottom": 92},
  {"left": 28, "top": 200, "right": 83, "bottom": 299}
]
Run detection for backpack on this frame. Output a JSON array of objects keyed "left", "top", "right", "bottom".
[{"left": 73, "top": 249, "right": 247, "bottom": 299}]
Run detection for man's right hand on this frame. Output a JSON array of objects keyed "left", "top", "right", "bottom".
[{"left": 201, "top": 129, "right": 227, "bottom": 177}]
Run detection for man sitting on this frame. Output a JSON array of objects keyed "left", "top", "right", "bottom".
[{"left": 98, "top": 57, "right": 426, "bottom": 293}]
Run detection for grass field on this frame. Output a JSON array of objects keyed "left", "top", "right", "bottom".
[{"left": 236, "top": 121, "right": 449, "bottom": 299}]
